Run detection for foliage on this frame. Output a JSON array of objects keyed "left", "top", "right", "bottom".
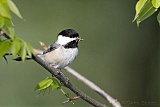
[
  {"left": 34, "top": 77, "right": 74, "bottom": 104},
  {"left": 0, "top": 0, "right": 73, "bottom": 103},
  {"left": 0, "top": 39, "right": 11, "bottom": 57},
  {"left": 133, "top": 0, "right": 160, "bottom": 26},
  {"left": 34, "top": 77, "right": 61, "bottom": 91},
  {"left": 0, "top": 0, "right": 34, "bottom": 61}
]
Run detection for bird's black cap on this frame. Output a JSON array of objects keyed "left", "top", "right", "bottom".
[{"left": 58, "top": 29, "right": 79, "bottom": 38}]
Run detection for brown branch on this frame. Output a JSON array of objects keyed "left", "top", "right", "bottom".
[
  {"left": 35, "top": 41, "right": 121, "bottom": 107},
  {"left": 33, "top": 55, "right": 107, "bottom": 107},
  {"left": 36, "top": 41, "right": 121, "bottom": 107}
]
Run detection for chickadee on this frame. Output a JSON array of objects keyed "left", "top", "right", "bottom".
[{"left": 38, "top": 29, "right": 83, "bottom": 69}]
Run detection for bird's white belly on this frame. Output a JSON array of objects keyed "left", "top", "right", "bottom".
[{"left": 41, "top": 47, "right": 78, "bottom": 69}]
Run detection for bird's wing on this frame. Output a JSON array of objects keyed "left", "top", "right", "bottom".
[{"left": 43, "top": 42, "right": 60, "bottom": 54}]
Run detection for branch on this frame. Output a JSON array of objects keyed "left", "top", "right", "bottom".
[
  {"left": 34, "top": 41, "right": 121, "bottom": 107},
  {"left": 64, "top": 66, "right": 122, "bottom": 107},
  {"left": 33, "top": 55, "right": 107, "bottom": 107}
]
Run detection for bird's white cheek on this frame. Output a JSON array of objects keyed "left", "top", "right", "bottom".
[{"left": 57, "top": 35, "right": 75, "bottom": 45}]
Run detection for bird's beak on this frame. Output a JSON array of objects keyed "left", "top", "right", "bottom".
[{"left": 76, "top": 37, "right": 83, "bottom": 42}]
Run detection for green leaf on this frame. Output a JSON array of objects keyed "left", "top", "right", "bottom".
[
  {"left": 52, "top": 77, "right": 61, "bottom": 87},
  {"left": 51, "top": 85, "right": 60, "bottom": 90},
  {"left": 135, "top": 0, "right": 158, "bottom": 26},
  {"left": 51, "top": 78, "right": 61, "bottom": 90},
  {"left": 26, "top": 42, "right": 35, "bottom": 57},
  {"left": 34, "top": 77, "right": 53, "bottom": 91},
  {"left": 0, "top": 0, "right": 11, "bottom": 19},
  {"left": 11, "top": 37, "right": 21, "bottom": 57},
  {"left": 34, "top": 77, "right": 61, "bottom": 92},
  {"left": 157, "top": 12, "right": 160, "bottom": 25},
  {"left": 152, "top": 0, "right": 160, "bottom": 8},
  {"left": 11, "top": 39, "right": 34, "bottom": 61},
  {"left": 0, "top": 40, "right": 11, "bottom": 58},
  {"left": 19, "top": 41, "right": 26, "bottom": 61},
  {"left": 26, "top": 44, "right": 32, "bottom": 57},
  {"left": 2, "top": 19, "right": 15, "bottom": 39},
  {"left": 7, "top": 0, "right": 23, "bottom": 19},
  {"left": 133, "top": 0, "right": 148, "bottom": 22},
  {"left": 135, "top": 0, "right": 147, "bottom": 15},
  {"left": 0, "top": 15, "right": 5, "bottom": 28}
]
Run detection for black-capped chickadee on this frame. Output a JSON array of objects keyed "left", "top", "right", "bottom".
[{"left": 38, "top": 29, "right": 83, "bottom": 70}]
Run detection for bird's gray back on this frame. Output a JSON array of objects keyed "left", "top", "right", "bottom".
[{"left": 43, "top": 42, "right": 60, "bottom": 54}]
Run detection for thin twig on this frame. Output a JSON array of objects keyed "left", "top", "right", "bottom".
[
  {"left": 62, "top": 96, "right": 81, "bottom": 104},
  {"left": 64, "top": 66, "right": 122, "bottom": 107}
]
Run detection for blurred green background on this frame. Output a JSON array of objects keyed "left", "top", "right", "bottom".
[{"left": 0, "top": 0, "right": 159, "bottom": 107}]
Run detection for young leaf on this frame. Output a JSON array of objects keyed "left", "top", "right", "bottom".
[
  {"left": 0, "top": 0, "right": 11, "bottom": 19},
  {"left": 26, "top": 42, "right": 35, "bottom": 57},
  {"left": 19, "top": 41, "right": 26, "bottom": 61},
  {"left": 52, "top": 77, "right": 61, "bottom": 87},
  {"left": 152, "top": 0, "right": 160, "bottom": 8},
  {"left": 26, "top": 44, "right": 32, "bottom": 57},
  {"left": 7, "top": 0, "right": 23, "bottom": 19},
  {"left": 2, "top": 19, "right": 15, "bottom": 39},
  {"left": 135, "top": 0, "right": 147, "bottom": 15},
  {"left": 133, "top": 0, "right": 148, "bottom": 22},
  {"left": 0, "top": 15, "right": 5, "bottom": 28},
  {"left": 51, "top": 78, "right": 61, "bottom": 90},
  {"left": 157, "top": 12, "right": 160, "bottom": 25},
  {"left": 34, "top": 77, "right": 53, "bottom": 91},
  {"left": 0, "top": 40, "right": 11, "bottom": 58},
  {"left": 51, "top": 85, "right": 60, "bottom": 90},
  {"left": 136, "top": 0, "right": 157, "bottom": 26},
  {"left": 11, "top": 37, "right": 21, "bottom": 57}
]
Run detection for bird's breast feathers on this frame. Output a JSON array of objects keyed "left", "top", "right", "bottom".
[{"left": 41, "top": 45, "right": 78, "bottom": 69}]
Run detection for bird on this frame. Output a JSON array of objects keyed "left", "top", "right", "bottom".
[{"left": 38, "top": 29, "right": 83, "bottom": 70}]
